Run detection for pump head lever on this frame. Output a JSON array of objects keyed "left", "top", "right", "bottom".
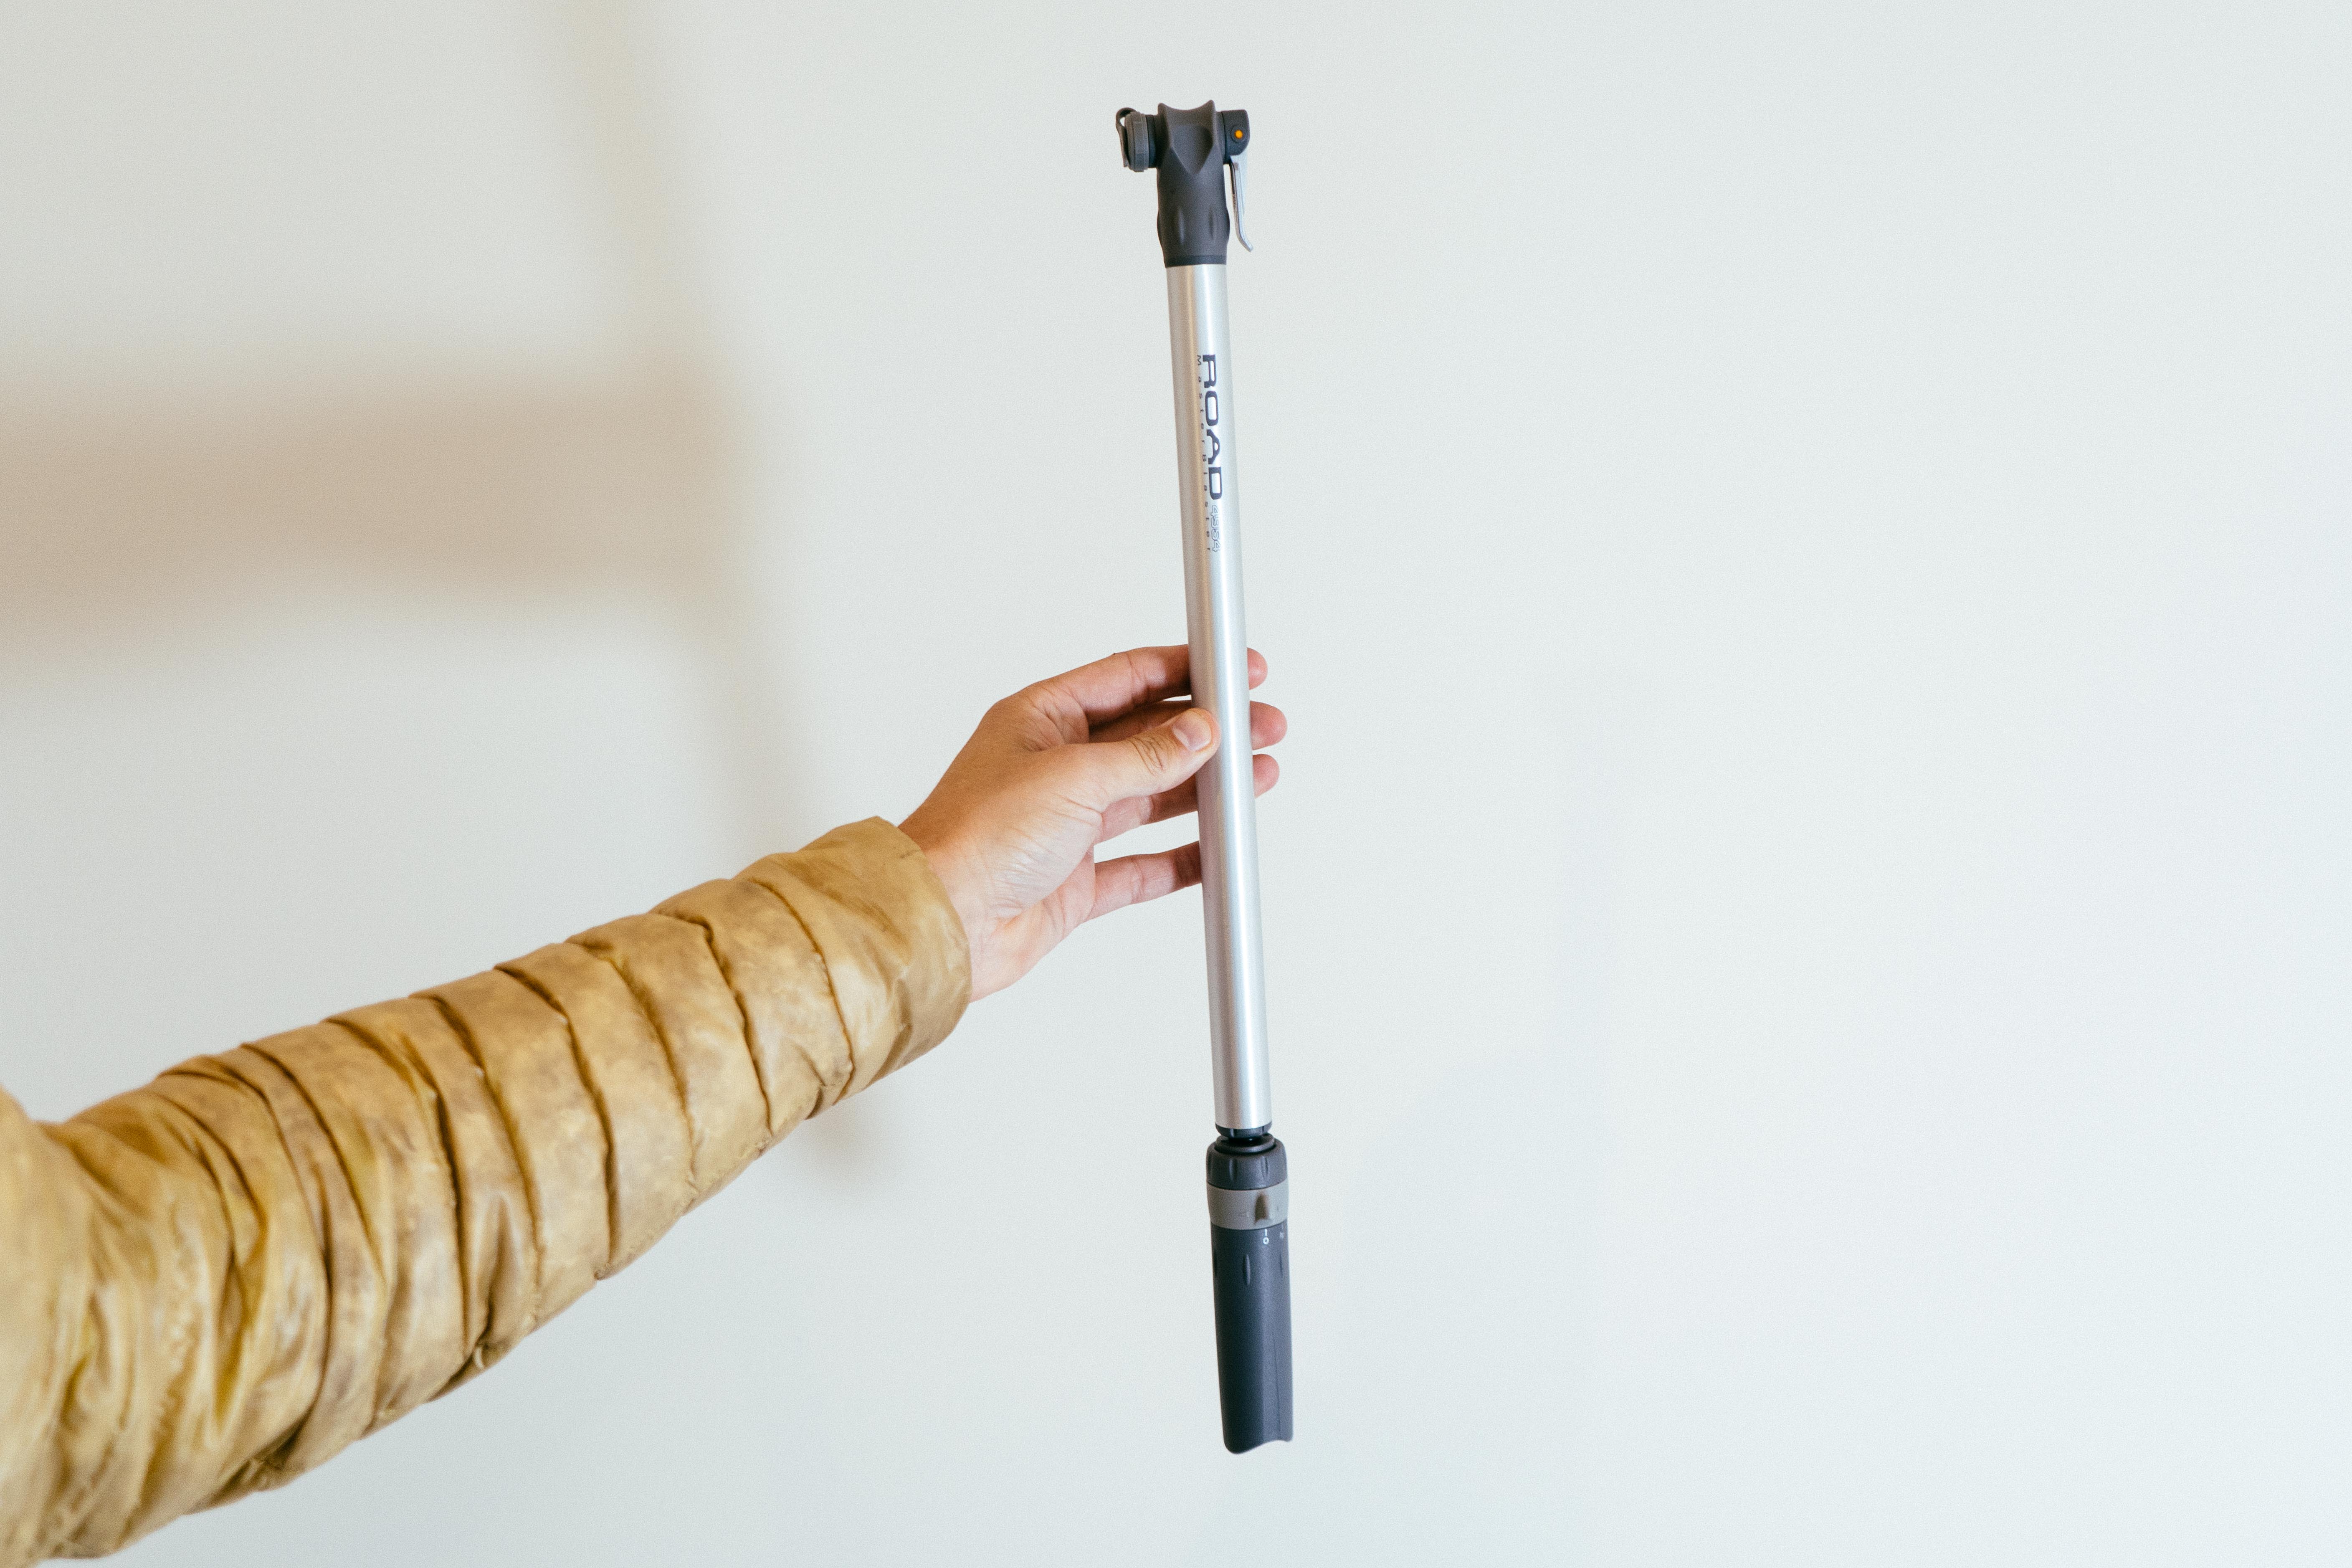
[{"left": 1228, "top": 148, "right": 1251, "bottom": 252}]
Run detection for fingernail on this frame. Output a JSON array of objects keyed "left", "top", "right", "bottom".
[{"left": 1172, "top": 709, "right": 1214, "bottom": 752}]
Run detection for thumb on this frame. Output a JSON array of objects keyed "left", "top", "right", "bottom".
[{"left": 1066, "top": 706, "right": 1218, "bottom": 809}]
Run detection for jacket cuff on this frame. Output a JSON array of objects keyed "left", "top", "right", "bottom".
[{"left": 734, "top": 818, "right": 972, "bottom": 1098}]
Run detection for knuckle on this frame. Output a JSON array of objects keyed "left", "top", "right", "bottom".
[{"left": 993, "top": 686, "right": 1071, "bottom": 745}]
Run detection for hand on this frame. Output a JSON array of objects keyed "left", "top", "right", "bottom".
[{"left": 900, "top": 645, "right": 1284, "bottom": 1001}]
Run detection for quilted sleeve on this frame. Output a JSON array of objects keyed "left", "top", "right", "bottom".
[{"left": 0, "top": 817, "right": 967, "bottom": 1565}]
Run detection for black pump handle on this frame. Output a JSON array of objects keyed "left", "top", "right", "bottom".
[{"left": 1207, "top": 1132, "right": 1292, "bottom": 1452}]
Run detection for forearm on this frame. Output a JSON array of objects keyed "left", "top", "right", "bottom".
[{"left": 0, "top": 818, "right": 966, "bottom": 1564}]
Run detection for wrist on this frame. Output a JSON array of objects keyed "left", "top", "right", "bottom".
[{"left": 900, "top": 818, "right": 990, "bottom": 976}]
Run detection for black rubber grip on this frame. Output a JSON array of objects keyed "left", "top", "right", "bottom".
[{"left": 1208, "top": 1134, "right": 1292, "bottom": 1452}]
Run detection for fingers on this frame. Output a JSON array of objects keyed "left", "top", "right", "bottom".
[
  {"left": 1051, "top": 704, "right": 1219, "bottom": 811},
  {"left": 1102, "top": 751, "right": 1280, "bottom": 838},
  {"left": 1089, "top": 698, "right": 1287, "bottom": 749},
  {"left": 1030, "top": 646, "right": 1193, "bottom": 727},
  {"left": 1089, "top": 841, "right": 1204, "bottom": 920},
  {"left": 1029, "top": 646, "right": 1272, "bottom": 727}
]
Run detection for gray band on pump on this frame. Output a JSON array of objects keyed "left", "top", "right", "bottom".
[{"left": 1207, "top": 1179, "right": 1289, "bottom": 1230}]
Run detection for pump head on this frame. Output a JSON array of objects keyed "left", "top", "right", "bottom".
[{"left": 1114, "top": 101, "right": 1251, "bottom": 265}]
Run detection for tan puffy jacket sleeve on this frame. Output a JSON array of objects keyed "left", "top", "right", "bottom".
[{"left": 0, "top": 818, "right": 968, "bottom": 1565}]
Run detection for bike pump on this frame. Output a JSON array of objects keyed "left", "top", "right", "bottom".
[{"left": 1115, "top": 101, "right": 1291, "bottom": 1454}]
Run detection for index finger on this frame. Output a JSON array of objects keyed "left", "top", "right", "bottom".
[{"left": 1033, "top": 645, "right": 1270, "bottom": 725}]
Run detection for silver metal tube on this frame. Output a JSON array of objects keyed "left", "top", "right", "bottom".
[{"left": 1163, "top": 263, "right": 1271, "bottom": 1132}]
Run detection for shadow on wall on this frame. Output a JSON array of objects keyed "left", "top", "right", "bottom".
[
  {"left": 0, "top": 360, "right": 724, "bottom": 617},
  {"left": 0, "top": 1, "right": 800, "bottom": 851}
]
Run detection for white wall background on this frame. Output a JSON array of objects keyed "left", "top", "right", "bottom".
[{"left": 1, "top": 2, "right": 2346, "bottom": 1563}]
